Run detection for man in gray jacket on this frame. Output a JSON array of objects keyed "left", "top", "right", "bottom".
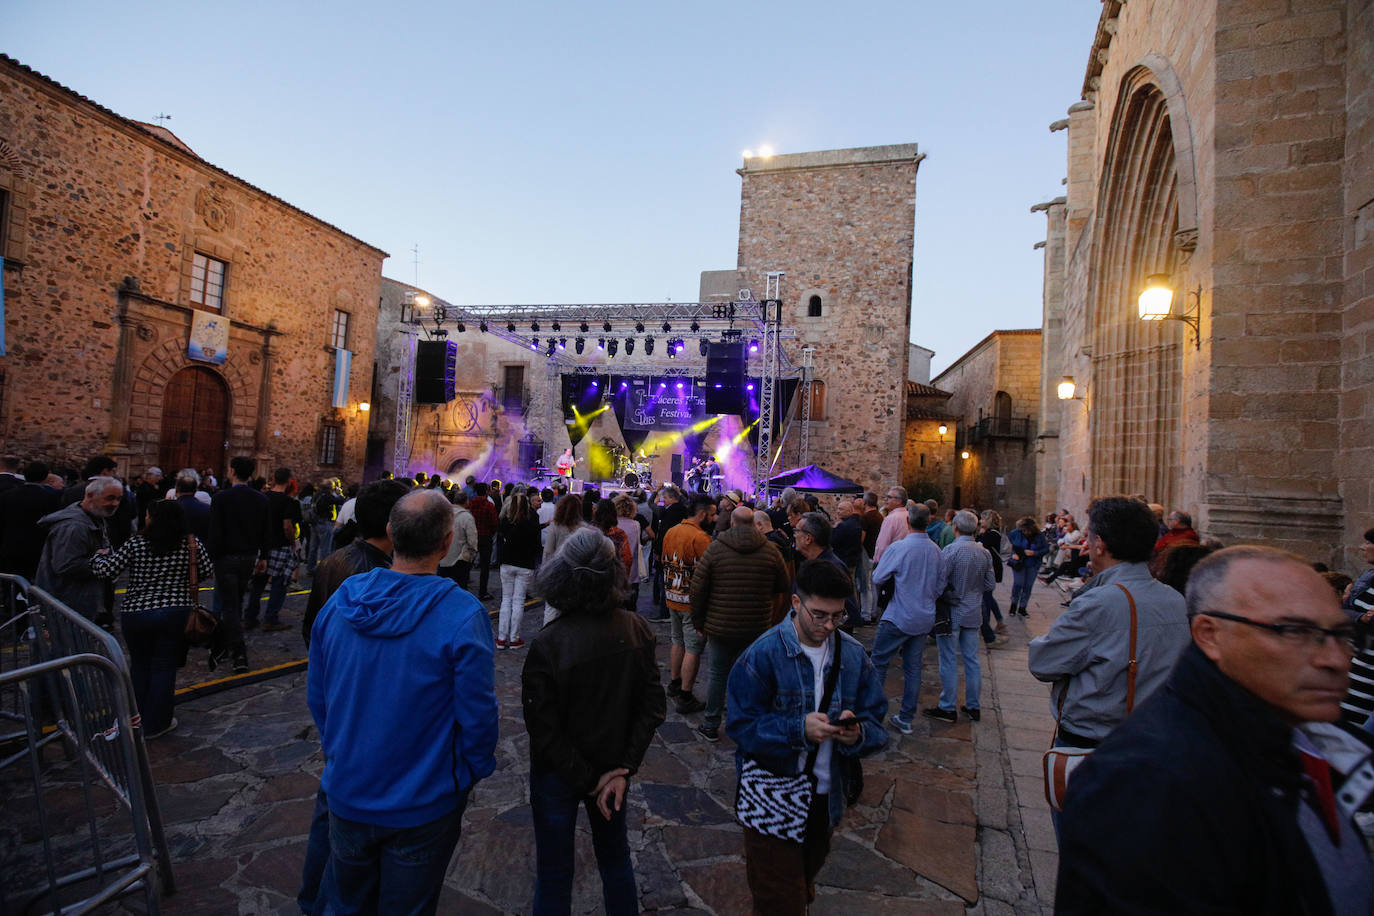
[
  {"left": 35, "top": 477, "right": 124, "bottom": 618},
  {"left": 926, "top": 510, "right": 995, "bottom": 723},
  {"left": 1028, "top": 496, "right": 1190, "bottom": 833}
]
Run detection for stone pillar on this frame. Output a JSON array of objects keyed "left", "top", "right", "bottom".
[
  {"left": 106, "top": 278, "right": 140, "bottom": 453},
  {"left": 254, "top": 323, "right": 275, "bottom": 456}
]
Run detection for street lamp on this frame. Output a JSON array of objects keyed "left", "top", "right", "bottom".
[
  {"left": 1137, "top": 274, "right": 1202, "bottom": 350},
  {"left": 1057, "top": 377, "right": 1078, "bottom": 400}
]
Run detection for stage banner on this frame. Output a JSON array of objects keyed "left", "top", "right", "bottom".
[
  {"left": 622, "top": 377, "right": 706, "bottom": 431},
  {"left": 188, "top": 309, "right": 228, "bottom": 364}
]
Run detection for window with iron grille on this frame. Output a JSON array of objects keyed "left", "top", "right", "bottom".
[
  {"left": 191, "top": 252, "right": 227, "bottom": 311},
  {"left": 331, "top": 309, "right": 351, "bottom": 350},
  {"left": 319, "top": 423, "right": 342, "bottom": 466}
]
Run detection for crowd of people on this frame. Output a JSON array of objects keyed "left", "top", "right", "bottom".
[{"left": 6, "top": 448, "right": 1374, "bottom": 913}]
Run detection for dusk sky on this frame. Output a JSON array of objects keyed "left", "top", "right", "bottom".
[{"left": 7, "top": 1, "right": 1094, "bottom": 374}]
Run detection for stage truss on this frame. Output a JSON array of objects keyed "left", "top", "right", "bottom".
[{"left": 399, "top": 290, "right": 805, "bottom": 492}]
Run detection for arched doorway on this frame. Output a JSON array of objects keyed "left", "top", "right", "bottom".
[{"left": 159, "top": 366, "right": 229, "bottom": 474}]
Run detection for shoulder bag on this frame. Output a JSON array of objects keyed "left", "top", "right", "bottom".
[
  {"left": 1042, "top": 582, "right": 1137, "bottom": 812},
  {"left": 183, "top": 536, "right": 219, "bottom": 648},
  {"left": 736, "top": 631, "right": 842, "bottom": 842}
]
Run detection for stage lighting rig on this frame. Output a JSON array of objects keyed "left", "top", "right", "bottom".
[
  {"left": 699, "top": 339, "right": 709, "bottom": 356},
  {"left": 580, "top": 322, "right": 589, "bottom": 333},
  {"left": 607, "top": 339, "right": 618, "bottom": 356},
  {"left": 635, "top": 321, "right": 645, "bottom": 333},
  {"left": 644, "top": 336, "right": 655, "bottom": 355},
  {"left": 479, "top": 321, "right": 488, "bottom": 332},
  {"left": 625, "top": 337, "right": 635, "bottom": 355},
  {"left": 575, "top": 337, "right": 585, "bottom": 354},
  {"left": 531, "top": 321, "right": 540, "bottom": 332},
  {"left": 507, "top": 322, "right": 516, "bottom": 333},
  {"left": 602, "top": 321, "right": 612, "bottom": 333}
]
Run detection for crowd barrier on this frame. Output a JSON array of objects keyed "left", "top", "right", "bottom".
[{"left": 0, "top": 574, "right": 174, "bottom": 914}]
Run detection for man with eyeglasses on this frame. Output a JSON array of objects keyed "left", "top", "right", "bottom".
[
  {"left": 1056, "top": 546, "right": 1374, "bottom": 914},
  {"left": 726, "top": 560, "right": 888, "bottom": 915}
]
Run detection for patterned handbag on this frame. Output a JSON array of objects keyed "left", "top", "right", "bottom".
[
  {"left": 735, "top": 631, "right": 841, "bottom": 841},
  {"left": 1042, "top": 583, "right": 1137, "bottom": 811}
]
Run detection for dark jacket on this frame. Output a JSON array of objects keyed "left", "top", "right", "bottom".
[
  {"left": 689, "top": 523, "right": 789, "bottom": 640},
  {"left": 976, "top": 529, "right": 1003, "bottom": 582},
  {"left": 498, "top": 513, "right": 542, "bottom": 570},
  {"left": 34, "top": 502, "right": 108, "bottom": 615},
  {"left": 176, "top": 494, "right": 212, "bottom": 544},
  {"left": 303, "top": 539, "right": 392, "bottom": 647},
  {"left": 521, "top": 611, "right": 666, "bottom": 794},
  {"left": 1058, "top": 643, "right": 1352, "bottom": 915},
  {"left": 0, "top": 482, "right": 62, "bottom": 579},
  {"left": 208, "top": 484, "right": 271, "bottom": 560}
]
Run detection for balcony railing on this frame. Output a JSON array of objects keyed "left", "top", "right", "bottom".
[{"left": 967, "top": 416, "right": 1031, "bottom": 444}]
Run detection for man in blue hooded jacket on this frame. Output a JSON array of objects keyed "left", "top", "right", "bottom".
[{"left": 308, "top": 488, "right": 498, "bottom": 915}]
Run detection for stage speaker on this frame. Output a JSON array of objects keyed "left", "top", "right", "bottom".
[
  {"left": 671, "top": 453, "right": 683, "bottom": 487},
  {"left": 704, "top": 341, "right": 746, "bottom": 414},
  {"left": 415, "top": 340, "right": 457, "bottom": 404}
]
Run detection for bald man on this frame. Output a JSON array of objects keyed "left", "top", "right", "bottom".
[
  {"left": 689, "top": 504, "right": 791, "bottom": 741},
  {"left": 1058, "top": 547, "right": 1374, "bottom": 913}
]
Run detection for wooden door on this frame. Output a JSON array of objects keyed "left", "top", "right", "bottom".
[{"left": 159, "top": 366, "right": 229, "bottom": 474}]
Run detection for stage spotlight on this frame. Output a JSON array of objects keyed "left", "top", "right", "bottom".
[
  {"left": 552, "top": 321, "right": 561, "bottom": 331},
  {"left": 699, "top": 339, "right": 709, "bottom": 356},
  {"left": 603, "top": 321, "right": 612, "bottom": 333},
  {"left": 507, "top": 322, "right": 516, "bottom": 333},
  {"left": 580, "top": 322, "right": 589, "bottom": 333},
  {"left": 575, "top": 337, "right": 585, "bottom": 354},
  {"left": 620, "top": 381, "right": 628, "bottom": 390},
  {"left": 748, "top": 339, "right": 759, "bottom": 354},
  {"left": 635, "top": 321, "right": 645, "bottom": 333},
  {"left": 559, "top": 337, "right": 567, "bottom": 349},
  {"left": 747, "top": 383, "right": 754, "bottom": 391},
  {"left": 667, "top": 342, "right": 675, "bottom": 360},
  {"left": 597, "top": 337, "right": 606, "bottom": 350},
  {"left": 662, "top": 321, "right": 671, "bottom": 333},
  {"left": 546, "top": 339, "right": 555, "bottom": 356},
  {"left": 590, "top": 379, "right": 599, "bottom": 389},
  {"left": 530, "top": 339, "right": 539, "bottom": 351},
  {"left": 456, "top": 322, "right": 465, "bottom": 332},
  {"left": 625, "top": 337, "right": 635, "bottom": 355},
  {"left": 479, "top": 321, "right": 488, "bottom": 332},
  {"left": 531, "top": 321, "right": 540, "bottom": 332},
  {"left": 690, "top": 320, "right": 700, "bottom": 332},
  {"left": 607, "top": 339, "right": 618, "bottom": 357},
  {"left": 644, "top": 336, "right": 655, "bottom": 355}
]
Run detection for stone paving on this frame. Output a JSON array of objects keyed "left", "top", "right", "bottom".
[{"left": 7, "top": 570, "right": 1072, "bottom": 914}]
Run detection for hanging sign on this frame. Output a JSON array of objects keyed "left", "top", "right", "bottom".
[{"left": 188, "top": 309, "right": 228, "bottom": 364}]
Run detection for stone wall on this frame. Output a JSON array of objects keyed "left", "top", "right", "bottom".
[
  {"left": 0, "top": 56, "right": 385, "bottom": 483},
  {"left": 899, "top": 419, "right": 955, "bottom": 505},
  {"left": 736, "top": 145, "right": 921, "bottom": 492},
  {"left": 932, "top": 330, "right": 1042, "bottom": 521},
  {"left": 1038, "top": 0, "right": 1372, "bottom": 567}
]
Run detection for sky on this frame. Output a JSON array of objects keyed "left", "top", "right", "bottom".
[{"left": 5, "top": 1, "right": 1096, "bottom": 374}]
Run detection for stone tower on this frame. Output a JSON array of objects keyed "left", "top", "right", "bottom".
[{"left": 736, "top": 144, "right": 922, "bottom": 491}]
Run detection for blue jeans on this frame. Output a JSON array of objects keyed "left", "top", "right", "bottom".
[
  {"left": 299, "top": 786, "right": 332, "bottom": 914},
  {"left": 1010, "top": 562, "right": 1040, "bottom": 608},
  {"left": 937, "top": 626, "right": 981, "bottom": 711},
  {"left": 868, "top": 619, "right": 927, "bottom": 720},
  {"left": 328, "top": 796, "right": 468, "bottom": 916},
  {"left": 704, "top": 638, "right": 750, "bottom": 730},
  {"left": 531, "top": 766, "right": 637, "bottom": 915},
  {"left": 121, "top": 606, "right": 188, "bottom": 733}
]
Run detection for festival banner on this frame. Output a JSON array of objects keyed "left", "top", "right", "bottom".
[
  {"left": 332, "top": 348, "right": 352, "bottom": 408},
  {"left": 188, "top": 309, "right": 228, "bottom": 364},
  {"left": 622, "top": 378, "right": 706, "bottom": 431}
]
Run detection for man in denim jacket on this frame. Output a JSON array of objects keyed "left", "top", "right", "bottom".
[{"left": 726, "top": 560, "right": 888, "bottom": 914}]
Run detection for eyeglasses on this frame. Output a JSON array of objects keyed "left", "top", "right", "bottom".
[
  {"left": 1200, "top": 611, "right": 1359, "bottom": 654},
  {"left": 800, "top": 600, "right": 845, "bottom": 626}
]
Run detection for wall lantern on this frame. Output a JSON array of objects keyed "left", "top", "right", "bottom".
[
  {"left": 359, "top": 401, "right": 371, "bottom": 412},
  {"left": 960, "top": 450, "right": 970, "bottom": 460},
  {"left": 1138, "top": 274, "right": 1202, "bottom": 350},
  {"left": 1057, "top": 377, "right": 1078, "bottom": 400},
  {"left": 937, "top": 423, "right": 948, "bottom": 437}
]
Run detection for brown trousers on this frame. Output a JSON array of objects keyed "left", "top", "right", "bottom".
[{"left": 742, "top": 792, "right": 832, "bottom": 915}]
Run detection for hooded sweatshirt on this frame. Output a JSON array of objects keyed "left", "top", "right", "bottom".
[
  {"left": 689, "top": 523, "right": 790, "bottom": 640},
  {"left": 307, "top": 568, "right": 498, "bottom": 828}
]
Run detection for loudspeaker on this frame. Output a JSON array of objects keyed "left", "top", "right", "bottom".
[
  {"left": 415, "top": 340, "right": 457, "bottom": 404},
  {"left": 671, "top": 453, "right": 683, "bottom": 487},
  {"left": 704, "top": 341, "right": 746, "bottom": 414}
]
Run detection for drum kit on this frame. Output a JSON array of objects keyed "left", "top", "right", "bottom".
[{"left": 608, "top": 442, "right": 656, "bottom": 488}]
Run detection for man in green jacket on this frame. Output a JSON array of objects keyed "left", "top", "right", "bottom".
[{"left": 691, "top": 505, "right": 790, "bottom": 741}]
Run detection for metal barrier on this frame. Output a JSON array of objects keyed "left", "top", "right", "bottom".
[{"left": 0, "top": 575, "right": 175, "bottom": 915}]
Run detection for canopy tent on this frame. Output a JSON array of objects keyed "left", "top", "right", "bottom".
[{"left": 766, "top": 464, "right": 864, "bottom": 494}]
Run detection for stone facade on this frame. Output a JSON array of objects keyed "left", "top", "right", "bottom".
[
  {"left": 0, "top": 55, "right": 386, "bottom": 482},
  {"left": 1038, "top": 0, "right": 1370, "bottom": 568},
  {"left": 901, "top": 382, "right": 956, "bottom": 505},
  {"left": 735, "top": 145, "right": 921, "bottom": 491},
  {"left": 931, "top": 330, "right": 1042, "bottom": 520}
]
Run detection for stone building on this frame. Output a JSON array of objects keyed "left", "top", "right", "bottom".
[
  {"left": 735, "top": 144, "right": 922, "bottom": 491},
  {"left": 0, "top": 55, "right": 386, "bottom": 481},
  {"left": 1035, "top": 0, "right": 1372, "bottom": 568},
  {"left": 900, "top": 381, "right": 956, "bottom": 505},
  {"left": 931, "top": 330, "right": 1042, "bottom": 519}
]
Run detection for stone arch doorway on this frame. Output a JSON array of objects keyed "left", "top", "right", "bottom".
[{"left": 159, "top": 366, "right": 230, "bottom": 474}]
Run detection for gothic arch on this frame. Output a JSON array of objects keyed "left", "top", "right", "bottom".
[{"left": 1086, "top": 64, "right": 1191, "bottom": 508}]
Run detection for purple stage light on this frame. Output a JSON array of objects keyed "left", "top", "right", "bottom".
[
  {"left": 713, "top": 383, "right": 722, "bottom": 388},
  {"left": 620, "top": 382, "right": 628, "bottom": 390},
  {"left": 675, "top": 382, "right": 683, "bottom": 389},
  {"left": 746, "top": 383, "right": 754, "bottom": 391},
  {"left": 590, "top": 381, "right": 598, "bottom": 388}
]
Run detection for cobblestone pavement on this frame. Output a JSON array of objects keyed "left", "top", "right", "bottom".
[{"left": 12, "top": 569, "right": 1072, "bottom": 914}]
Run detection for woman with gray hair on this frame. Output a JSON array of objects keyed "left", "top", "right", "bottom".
[{"left": 521, "top": 527, "right": 667, "bottom": 915}]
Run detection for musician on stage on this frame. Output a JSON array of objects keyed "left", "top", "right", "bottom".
[{"left": 555, "top": 448, "right": 577, "bottom": 478}]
